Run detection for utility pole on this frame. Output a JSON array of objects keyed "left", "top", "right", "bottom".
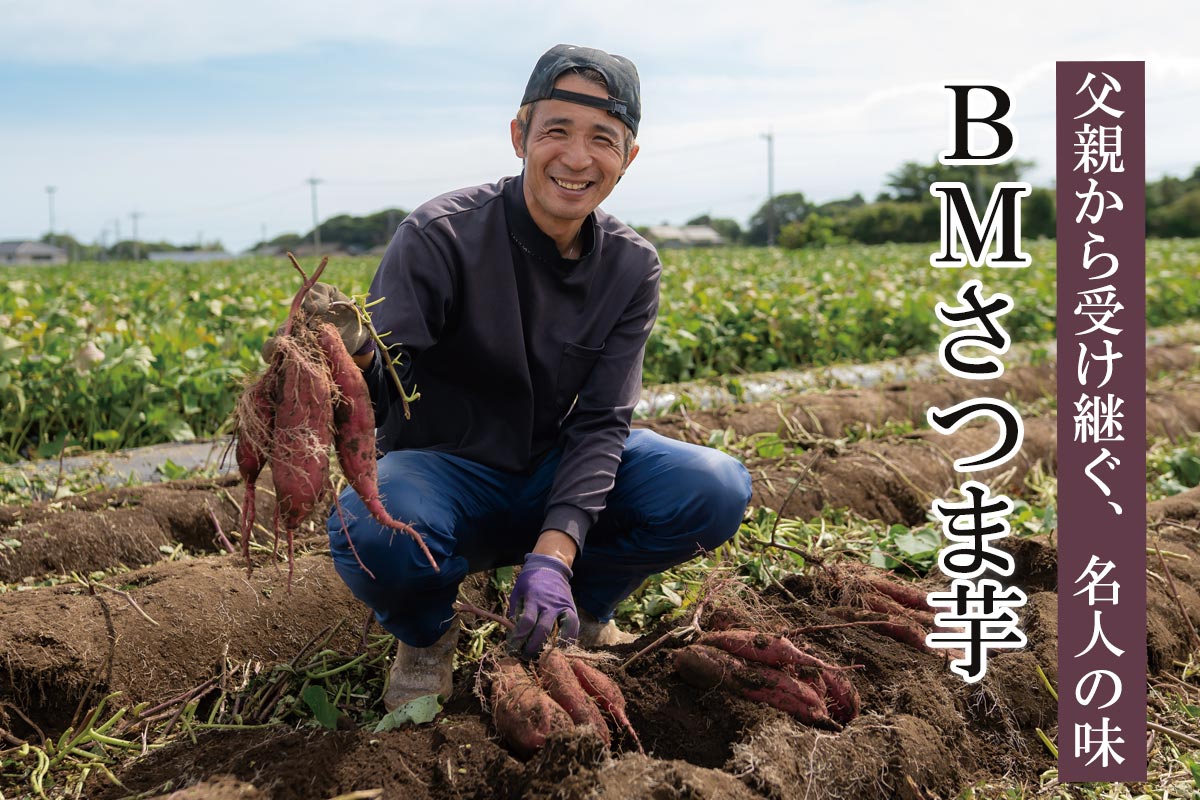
[
  {"left": 45, "top": 186, "right": 56, "bottom": 239},
  {"left": 308, "top": 177, "right": 323, "bottom": 254},
  {"left": 130, "top": 212, "right": 142, "bottom": 261},
  {"left": 762, "top": 128, "right": 776, "bottom": 247},
  {"left": 113, "top": 218, "right": 121, "bottom": 244}
]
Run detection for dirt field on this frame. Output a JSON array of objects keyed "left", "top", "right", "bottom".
[{"left": 2, "top": 344, "right": 1198, "bottom": 799}]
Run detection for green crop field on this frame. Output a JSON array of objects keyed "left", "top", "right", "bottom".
[{"left": 2, "top": 239, "right": 1198, "bottom": 463}]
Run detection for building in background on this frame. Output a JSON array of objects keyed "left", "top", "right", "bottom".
[
  {"left": 0, "top": 240, "right": 68, "bottom": 265},
  {"left": 644, "top": 225, "right": 726, "bottom": 249}
]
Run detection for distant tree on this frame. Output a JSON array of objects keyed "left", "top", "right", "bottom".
[
  {"left": 745, "top": 192, "right": 812, "bottom": 246},
  {"left": 779, "top": 214, "right": 847, "bottom": 250},
  {"left": 1147, "top": 165, "right": 1200, "bottom": 214},
  {"left": 812, "top": 193, "right": 866, "bottom": 216},
  {"left": 318, "top": 208, "right": 408, "bottom": 251},
  {"left": 686, "top": 214, "right": 742, "bottom": 244},
  {"left": 839, "top": 199, "right": 941, "bottom": 244},
  {"left": 884, "top": 159, "right": 1034, "bottom": 203},
  {"left": 41, "top": 232, "right": 100, "bottom": 261},
  {"left": 1023, "top": 187, "right": 1056, "bottom": 239},
  {"left": 1148, "top": 189, "right": 1200, "bottom": 238},
  {"left": 105, "top": 239, "right": 194, "bottom": 260},
  {"left": 268, "top": 233, "right": 306, "bottom": 251}
]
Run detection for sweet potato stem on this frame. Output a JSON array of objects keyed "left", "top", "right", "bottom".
[
  {"left": 281, "top": 252, "right": 329, "bottom": 338},
  {"left": 330, "top": 297, "right": 420, "bottom": 420}
]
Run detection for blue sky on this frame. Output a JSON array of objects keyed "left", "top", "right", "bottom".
[{"left": 3, "top": 0, "right": 1197, "bottom": 252}]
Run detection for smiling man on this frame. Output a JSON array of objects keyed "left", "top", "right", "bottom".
[{"left": 323, "top": 44, "right": 752, "bottom": 711}]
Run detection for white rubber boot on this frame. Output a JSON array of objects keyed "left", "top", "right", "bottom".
[
  {"left": 578, "top": 609, "right": 638, "bottom": 648},
  {"left": 383, "top": 621, "right": 460, "bottom": 712}
]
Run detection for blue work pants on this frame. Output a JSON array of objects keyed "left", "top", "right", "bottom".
[{"left": 327, "top": 429, "right": 752, "bottom": 647}]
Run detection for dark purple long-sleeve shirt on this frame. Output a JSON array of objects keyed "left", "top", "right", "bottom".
[{"left": 361, "top": 173, "right": 661, "bottom": 551}]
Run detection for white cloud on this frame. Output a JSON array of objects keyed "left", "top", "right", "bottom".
[{"left": 3, "top": 0, "right": 1197, "bottom": 249}]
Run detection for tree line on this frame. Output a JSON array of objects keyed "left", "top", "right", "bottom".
[
  {"left": 700, "top": 159, "right": 1200, "bottom": 250},
  {"left": 37, "top": 161, "right": 1200, "bottom": 259}
]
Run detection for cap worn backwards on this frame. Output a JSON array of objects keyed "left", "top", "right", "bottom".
[{"left": 521, "top": 44, "right": 641, "bottom": 138}]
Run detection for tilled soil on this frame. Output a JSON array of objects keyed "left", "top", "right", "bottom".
[
  {"left": 3, "top": 346, "right": 1199, "bottom": 798},
  {"left": 0, "top": 484, "right": 1191, "bottom": 799},
  {"left": 0, "top": 475, "right": 278, "bottom": 583},
  {"left": 9, "top": 484, "right": 1176, "bottom": 796},
  {"left": 8, "top": 375, "right": 1198, "bottom": 586},
  {"left": 638, "top": 342, "right": 1198, "bottom": 446}
]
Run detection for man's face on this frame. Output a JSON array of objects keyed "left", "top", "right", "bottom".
[{"left": 510, "top": 73, "right": 639, "bottom": 234}]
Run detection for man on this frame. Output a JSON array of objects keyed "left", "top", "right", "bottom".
[{"left": 322, "top": 44, "right": 752, "bottom": 711}]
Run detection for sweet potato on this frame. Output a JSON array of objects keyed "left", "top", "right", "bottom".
[
  {"left": 820, "top": 667, "right": 861, "bottom": 724},
  {"left": 862, "top": 592, "right": 936, "bottom": 628},
  {"left": 269, "top": 334, "right": 333, "bottom": 588},
  {"left": 859, "top": 572, "right": 935, "bottom": 613},
  {"left": 537, "top": 649, "right": 610, "bottom": 746},
  {"left": 830, "top": 606, "right": 935, "bottom": 653},
  {"left": 489, "top": 657, "right": 573, "bottom": 758},
  {"left": 673, "top": 644, "right": 838, "bottom": 729},
  {"left": 698, "top": 630, "right": 845, "bottom": 673},
  {"left": 317, "top": 323, "right": 437, "bottom": 572},
  {"left": 234, "top": 375, "right": 275, "bottom": 563},
  {"left": 569, "top": 657, "right": 643, "bottom": 753}
]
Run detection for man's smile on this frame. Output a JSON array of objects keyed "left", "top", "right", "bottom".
[{"left": 552, "top": 177, "right": 593, "bottom": 191}]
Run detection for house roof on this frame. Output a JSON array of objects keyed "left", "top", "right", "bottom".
[
  {"left": 0, "top": 240, "right": 67, "bottom": 257},
  {"left": 645, "top": 225, "right": 725, "bottom": 245}
]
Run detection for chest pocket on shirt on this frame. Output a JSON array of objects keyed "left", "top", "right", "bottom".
[{"left": 556, "top": 341, "right": 606, "bottom": 409}]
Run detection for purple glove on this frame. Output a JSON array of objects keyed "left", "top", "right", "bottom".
[{"left": 507, "top": 553, "right": 580, "bottom": 658}]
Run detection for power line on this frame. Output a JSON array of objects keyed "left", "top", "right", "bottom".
[{"left": 151, "top": 184, "right": 305, "bottom": 220}]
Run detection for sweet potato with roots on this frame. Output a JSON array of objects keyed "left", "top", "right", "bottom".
[
  {"left": 830, "top": 606, "right": 936, "bottom": 653},
  {"left": 859, "top": 572, "right": 936, "bottom": 613},
  {"left": 316, "top": 322, "right": 437, "bottom": 572},
  {"left": 697, "top": 630, "right": 849, "bottom": 673},
  {"left": 537, "top": 649, "right": 611, "bottom": 746},
  {"left": 232, "top": 254, "right": 438, "bottom": 589},
  {"left": 489, "top": 657, "right": 573, "bottom": 758},
  {"left": 233, "top": 375, "right": 275, "bottom": 559},
  {"left": 269, "top": 332, "right": 333, "bottom": 587},
  {"left": 820, "top": 667, "right": 861, "bottom": 724},
  {"left": 569, "top": 657, "right": 644, "bottom": 753},
  {"left": 674, "top": 644, "right": 840, "bottom": 730}
]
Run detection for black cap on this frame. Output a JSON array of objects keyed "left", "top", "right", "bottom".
[{"left": 521, "top": 44, "right": 641, "bottom": 137}]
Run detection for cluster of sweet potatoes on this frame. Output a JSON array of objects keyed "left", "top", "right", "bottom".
[
  {"left": 487, "top": 650, "right": 641, "bottom": 758},
  {"left": 233, "top": 255, "right": 436, "bottom": 587},
  {"left": 673, "top": 629, "right": 860, "bottom": 729},
  {"left": 822, "top": 565, "right": 941, "bottom": 654}
]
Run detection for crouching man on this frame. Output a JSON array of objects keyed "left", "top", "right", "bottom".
[{"left": 319, "top": 44, "right": 752, "bottom": 710}]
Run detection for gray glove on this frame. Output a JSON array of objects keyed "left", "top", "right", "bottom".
[{"left": 262, "top": 282, "right": 371, "bottom": 362}]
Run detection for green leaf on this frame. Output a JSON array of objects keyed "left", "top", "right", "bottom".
[
  {"left": 162, "top": 418, "right": 196, "bottom": 442},
  {"left": 92, "top": 429, "right": 122, "bottom": 445},
  {"left": 893, "top": 528, "right": 941, "bottom": 559},
  {"left": 491, "top": 566, "right": 515, "bottom": 594},
  {"left": 373, "top": 694, "right": 442, "bottom": 731},
  {"left": 36, "top": 431, "right": 72, "bottom": 458},
  {"left": 869, "top": 547, "right": 900, "bottom": 569},
  {"left": 300, "top": 685, "right": 342, "bottom": 730},
  {"left": 660, "top": 583, "right": 683, "bottom": 607},
  {"left": 754, "top": 434, "right": 786, "bottom": 459},
  {"left": 157, "top": 459, "right": 191, "bottom": 480}
]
